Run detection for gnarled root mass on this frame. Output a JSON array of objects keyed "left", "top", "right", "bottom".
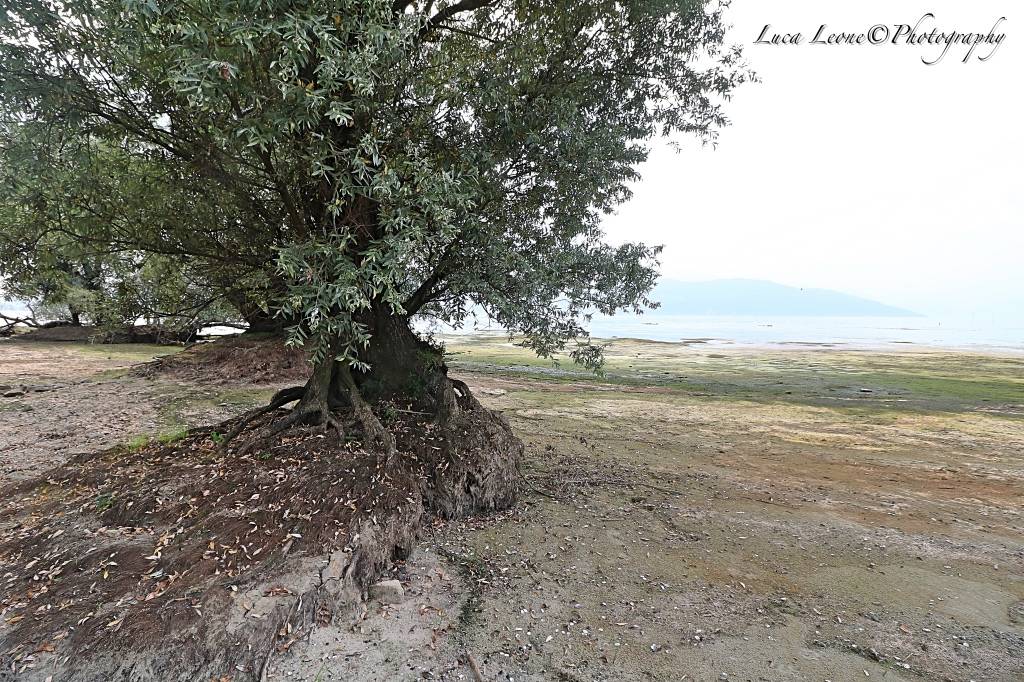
[{"left": 0, "top": 377, "right": 522, "bottom": 682}]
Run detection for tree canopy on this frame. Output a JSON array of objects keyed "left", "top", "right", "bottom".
[{"left": 1, "top": 0, "right": 747, "bottom": 364}]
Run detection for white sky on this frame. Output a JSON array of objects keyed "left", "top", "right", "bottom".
[{"left": 602, "top": 0, "right": 1022, "bottom": 320}]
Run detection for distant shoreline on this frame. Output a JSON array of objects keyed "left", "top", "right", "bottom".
[{"left": 440, "top": 330, "right": 1024, "bottom": 357}]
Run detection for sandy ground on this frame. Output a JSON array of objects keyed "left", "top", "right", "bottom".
[
  {"left": 1, "top": 337, "right": 1021, "bottom": 681},
  {"left": 0, "top": 342, "right": 273, "bottom": 483}
]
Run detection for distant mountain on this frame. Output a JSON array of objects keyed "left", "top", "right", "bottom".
[{"left": 649, "top": 279, "right": 919, "bottom": 317}]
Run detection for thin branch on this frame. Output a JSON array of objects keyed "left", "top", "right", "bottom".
[
  {"left": 0, "top": 312, "right": 39, "bottom": 330},
  {"left": 421, "top": 0, "right": 495, "bottom": 37}
]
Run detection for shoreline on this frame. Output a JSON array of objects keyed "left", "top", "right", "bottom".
[{"left": 440, "top": 329, "right": 1024, "bottom": 357}]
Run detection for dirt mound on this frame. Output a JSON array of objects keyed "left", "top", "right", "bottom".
[
  {"left": 15, "top": 325, "right": 100, "bottom": 343},
  {"left": 0, "top": 406, "right": 521, "bottom": 681},
  {"left": 134, "top": 335, "right": 310, "bottom": 385},
  {"left": 18, "top": 324, "right": 195, "bottom": 345}
]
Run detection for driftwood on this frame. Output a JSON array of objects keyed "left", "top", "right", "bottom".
[{"left": 0, "top": 312, "right": 39, "bottom": 336}]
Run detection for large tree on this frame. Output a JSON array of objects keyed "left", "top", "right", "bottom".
[{"left": 1, "top": 0, "right": 747, "bottom": 449}]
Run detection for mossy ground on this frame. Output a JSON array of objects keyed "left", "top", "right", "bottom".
[{"left": 445, "top": 333, "right": 1024, "bottom": 411}]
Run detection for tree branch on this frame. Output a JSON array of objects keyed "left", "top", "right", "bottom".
[
  {"left": 421, "top": 0, "right": 495, "bottom": 37},
  {"left": 403, "top": 239, "right": 462, "bottom": 315},
  {"left": 0, "top": 312, "right": 39, "bottom": 331}
]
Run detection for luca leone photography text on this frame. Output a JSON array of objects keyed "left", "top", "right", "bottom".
[{"left": 755, "top": 13, "right": 1007, "bottom": 64}]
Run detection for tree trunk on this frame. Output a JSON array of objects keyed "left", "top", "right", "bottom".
[
  {"left": 338, "top": 305, "right": 523, "bottom": 518},
  {"left": 242, "top": 311, "right": 284, "bottom": 333},
  {"left": 242, "top": 308, "right": 283, "bottom": 334},
  {"left": 224, "top": 290, "right": 285, "bottom": 335},
  {"left": 347, "top": 305, "right": 451, "bottom": 411},
  {"left": 295, "top": 345, "right": 335, "bottom": 416}
]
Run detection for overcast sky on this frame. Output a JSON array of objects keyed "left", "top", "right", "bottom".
[{"left": 602, "top": 0, "right": 1022, "bottom": 321}]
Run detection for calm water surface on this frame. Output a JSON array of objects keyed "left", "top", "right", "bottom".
[{"left": 584, "top": 314, "right": 1024, "bottom": 351}]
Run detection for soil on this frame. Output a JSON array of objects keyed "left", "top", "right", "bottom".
[
  {"left": 0, "top": 340, "right": 271, "bottom": 482},
  {"left": 0, "top": 337, "right": 521, "bottom": 681},
  {"left": 1, "top": 336, "right": 1022, "bottom": 681},
  {"left": 11, "top": 326, "right": 101, "bottom": 343},
  {"left": 0, "top": 410, "right": 482, "bottom": 681},
  {"left": 134, "top": 334, "right": 311, "bottom": 385},
  {"left": 15, "top": 324, "right": 193, "bottom": 344}
]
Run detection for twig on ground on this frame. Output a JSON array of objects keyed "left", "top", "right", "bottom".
[
  {"left": 634, "top": 481, "right": 686, "bottom": 496},
  {"left": 466, "top": 652, "right": 486, "bottom": 682},
  {"left": 519, "top": 470, "right": 561, "bottom": 500}
]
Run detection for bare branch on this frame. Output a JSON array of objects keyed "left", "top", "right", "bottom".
[
  {"left": 0, "top": 311, "right": 39, "bottom": 332},
  {"left": 421, "top": 0, "right": 495, "bottom": 37}
]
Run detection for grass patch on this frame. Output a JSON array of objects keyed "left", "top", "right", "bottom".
[
  {"left": 94, "top": 492, "right": 115, "bottom": 511},
  {"left": 114, "top": 385, "right": 270, "bottom": 455},
  {"left": 157, "top": 427, "right": 189, "bottom": 444},
  {"left": 435, "top": 546, "right": 490, "bottom": 633},
  {"left": 124, "top": 434, "right": 152, "bottom": 451},
  {"left": 854, "top": 372, "right": 1024, "bottom": 404}
]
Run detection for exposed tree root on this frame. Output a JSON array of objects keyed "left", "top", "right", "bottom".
[
  {"left": 235, "top": 405, "right": 352, "bottom": 457},
  {"left": 449, "top": 377, "right": 484, "bottom": 411},
  {"left": 222, "top": 361, "right": 399, "bottom": 460},
  {"left": 236, "top": 405, "right": 313, "bottom": 456},
  {"left": 337, "top": 362, "right": 397, "bottom": 461},
  {"left": 325, "top": 413, "right": 346, "bottom": 441},
  {"left": 218, "top": 385, "right": 305, "bottom": 451}
]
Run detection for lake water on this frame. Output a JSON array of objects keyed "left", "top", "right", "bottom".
[{"left": 584, "top": 314, "right": 1024, "bottom": 352}]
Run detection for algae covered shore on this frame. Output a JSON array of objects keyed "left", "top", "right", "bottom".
[{"left": 1, "top": 336, "right": 1022, "bottom": 681}]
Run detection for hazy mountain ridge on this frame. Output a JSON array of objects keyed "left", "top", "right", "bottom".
[{"left": 650, "top": 279, "right": 919, "bottom": 317}]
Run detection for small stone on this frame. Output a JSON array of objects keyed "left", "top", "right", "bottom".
[
  {"left": 3, "top": 389, "right": 25, "bottom": 398},
  {"left": 369, "top": 579, "right": 404, "bottom": 604}
]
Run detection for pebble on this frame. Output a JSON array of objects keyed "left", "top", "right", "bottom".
[{"left": 369, "top": 579, "right": 404, "bottom": 604}]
